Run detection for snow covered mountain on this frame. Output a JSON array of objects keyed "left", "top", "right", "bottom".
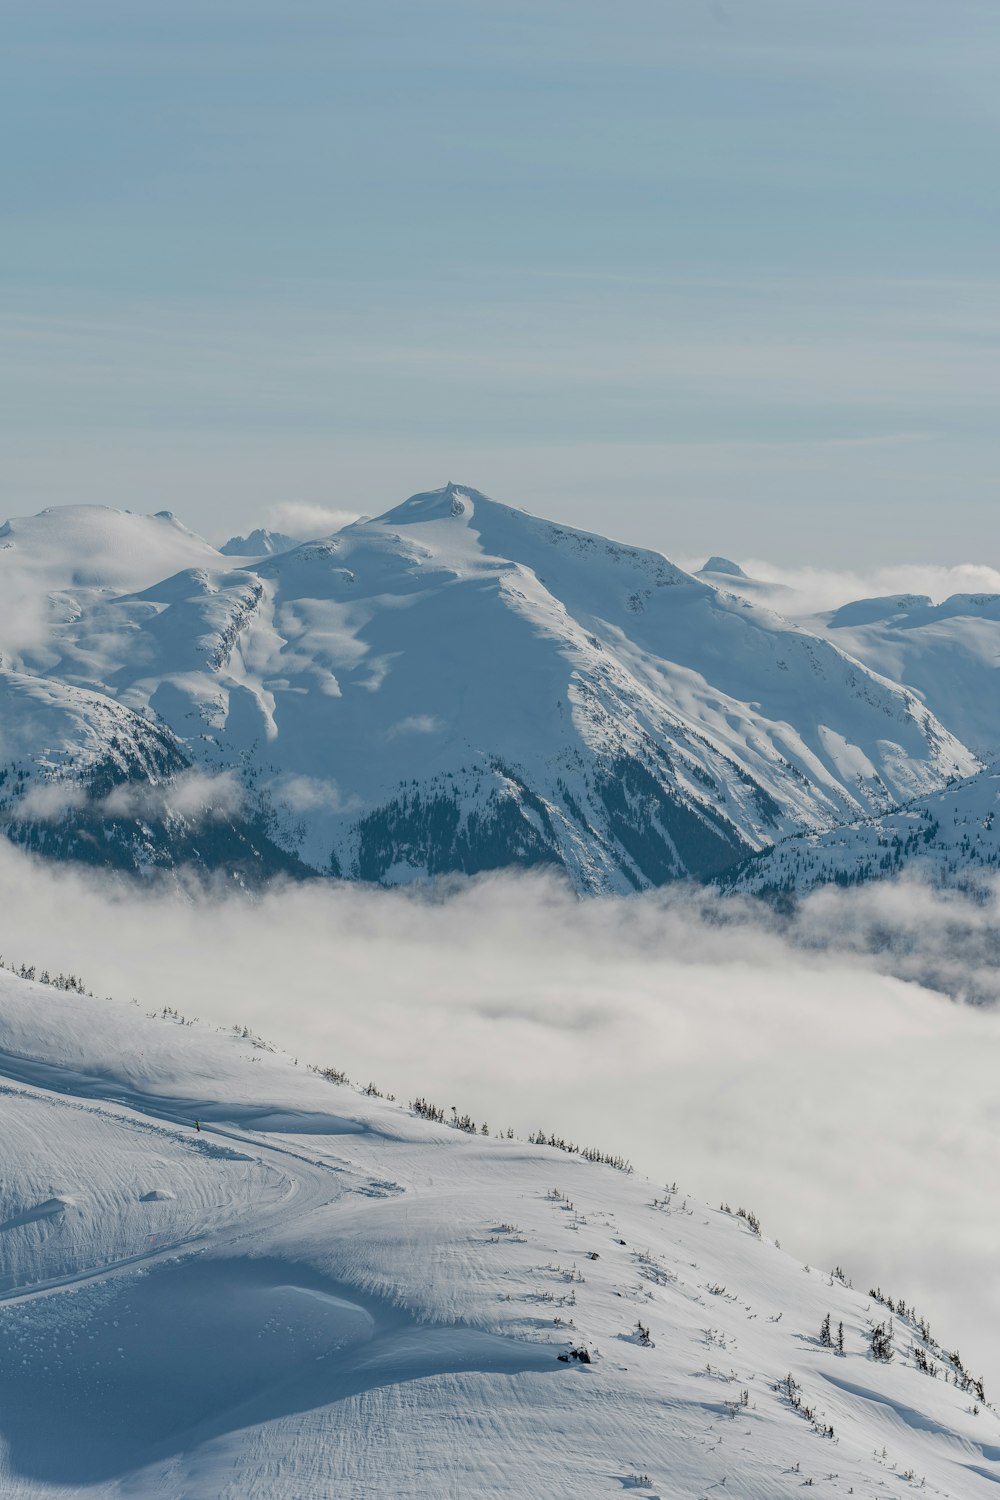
[
  {"left": 0, "top": 670, "right": 307, "bottom": 881},
  {"left": 814, "top": 593, "right": 1000, "bottom": 762},
  {"left": 720, "top": 762, "right": 1000, "bottom": 898},
  {"left": 692, "top": 566, "right": 1000, "bottom": 767},
  {"left": 220, "top": 527, "right": 299, "bottom": 558},
  {"left": 0, "top": 486, "right": 979, "bottom": 890},
  {"left": 0, "top": 504, "right": 220, "bottom": 600},
  {"left": 695, "top": 556, "right": 797, "bottom": 608},
  {"left": 1, "top": 963, "right": 997, "bottom": 1498}
]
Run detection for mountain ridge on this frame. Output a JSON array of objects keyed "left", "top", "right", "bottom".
[
  {"left": 720, "top": 760, "right": 1000, "bottom": 898},
  {"left": 0, "top": 485, "right": 985, "bottom": 892}
]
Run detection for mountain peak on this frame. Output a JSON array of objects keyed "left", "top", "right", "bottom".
[
  {"left": 0, "top": 493, "right": 981, "bottom": 894},
  {"left": 373, "top": 483, "right": 504, "bottom": 527},
  {"left": 220, "top": 527, "right": 298, "bottom": 558},
  {"left": 699, "top": 555, "right": 747, "bottom": 578}
]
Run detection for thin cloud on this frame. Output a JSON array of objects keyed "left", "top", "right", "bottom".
[
  {"left": 386, "top": 715, "right": 441, "bottom": 739},
  {"left": 101, "top": 769, "right": 245, "bottom": 823},
  {"left": 267, "top": 773, "right": 355, "bottom": 815},
  {"left": 13, "top": 770, "right": 244, "bottom": 827},
  {"left": 15, "top": 782, "right": 88, "bottom": 822},
  {"left": 0, "top": 584, "right": 58, "bottom": 666},
  {"left": 263, "top": 502, "right": 361, "bottom": 539},
  {"left": 703, "top": 560, "right": 1000, "bottom": 616}
]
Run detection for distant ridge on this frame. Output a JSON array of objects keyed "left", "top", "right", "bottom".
[{"left": 220, "top": 527, "right": 299, "bottom": 558}]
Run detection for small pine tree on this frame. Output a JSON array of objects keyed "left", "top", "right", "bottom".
[
  {"left": 819, "top": 1313, "right": 832, "bottom": 1348},
  {"left": 836, "top": 1321, "right": 845, "bottom": 1355},
  {"left": 868, "top": 1320, "right": 894, "bottom": 1363}
]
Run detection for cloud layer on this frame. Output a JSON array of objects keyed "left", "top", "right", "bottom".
[{"left": 729, "top": 560, "right": 1000, "bottom": 616}]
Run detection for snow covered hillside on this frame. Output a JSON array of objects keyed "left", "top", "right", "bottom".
[
  {"left": 719, "top": 764, "right": 1000, "bottom": 899},
  {"left": 816, "top": 594, "right": 1000, "bottom": 763},
  {"left": 0, "top": 505, "right": 220, "bottom": 613},
  {"left": 0, "top": 671, "right": 307, "bottom": 881},
  {"left": 1, "top": 965, "right": 998, "bottom": 1498},
  {"left": 0, "top": 486, "right": 979, "bottom": 891},
  {"left": 694, "top": 565, "right": 1000, "bottom": 766}
]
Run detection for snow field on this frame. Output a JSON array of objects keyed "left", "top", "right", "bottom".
[{"left": 1, "top": 970, "right": 999, "bottom": 1497}]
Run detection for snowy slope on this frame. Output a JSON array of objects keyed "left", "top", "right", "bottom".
[
  {"left": 0, "top": 487, "right": 978, "bottom": 891},
  {"left": 0, "top": 669, "right": 307, "bottom": 881},
  {"left": 0, "top": 506, "right": 225, "bottom": 672},
  {"left": 719, "top": 764, "right": 1000, "bottom": 898},
  {"left": 0, "top": 966, "right": 997, "bottom": 1498},
  {"left": 0, "top": 668, "right": 183, "bottom": 775},
  {"left": 814, "top": 594, "right": 1000, "bottom": 762},
  {"left": 693, "top": 570, "right": 1000, "bottom": 765},
  {"left": 0, "top": 505, "right": 221, "bottom": 603}
]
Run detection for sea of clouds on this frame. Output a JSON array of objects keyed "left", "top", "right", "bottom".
[{"left": 1, "top": 844, "right": 999, "bottom": 1393}]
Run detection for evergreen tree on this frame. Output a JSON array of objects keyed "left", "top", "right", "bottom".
[{"left": 868, "top": 1320, "right": 894, "bottom": 1363}]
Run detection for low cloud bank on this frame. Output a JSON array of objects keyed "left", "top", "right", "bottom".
[
  {"left": 15, "top": 769, "right": 245, "bottom": 826},
  {"left": 1, "top": 847, "right": 999, "bottom": 1393}
]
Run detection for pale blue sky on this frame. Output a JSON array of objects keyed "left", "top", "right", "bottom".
[{"left": 3, "top": 0, "right": 999, "bottom": 562}]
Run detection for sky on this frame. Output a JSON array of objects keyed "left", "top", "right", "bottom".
[{"left": 3, "top": 0, "right": 999, "bottom": 563}]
